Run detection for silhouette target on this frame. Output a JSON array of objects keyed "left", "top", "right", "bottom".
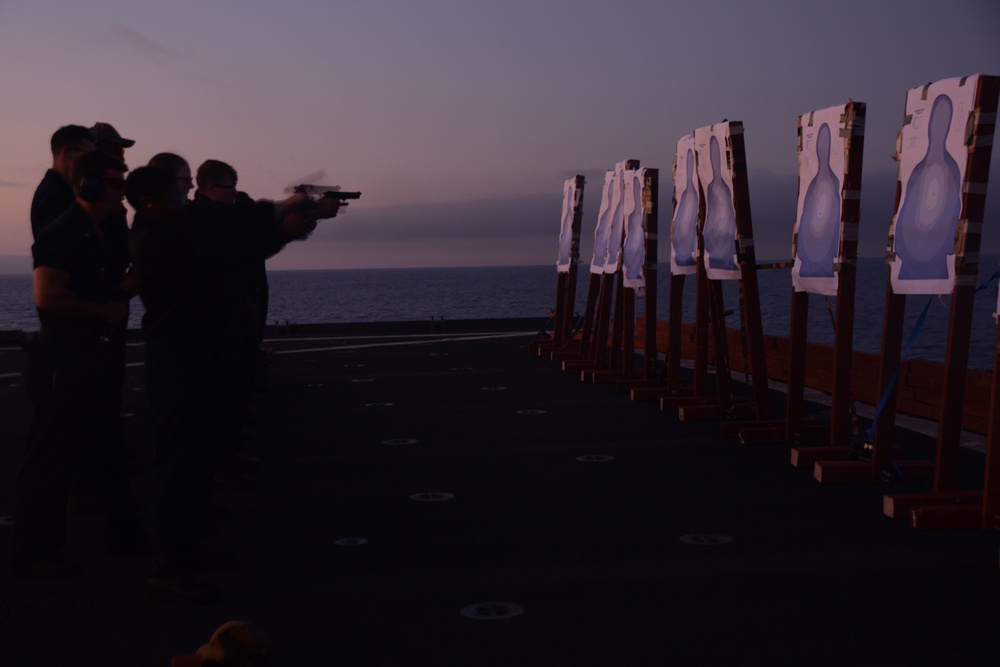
[
  {"left": 895, "top": 94, "right": 963, "bottom": 280},
  {"left": 672, "top": 148, "right": 698, "bottom": 268},
  {"left": 797, "top": 123, "right": 841, "bottom": 277},
  {"left": 703, "top": 136, "right": 737, "bottom": 271}
]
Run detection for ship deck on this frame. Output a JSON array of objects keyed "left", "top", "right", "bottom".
[{"left": 0, "top": 320, "right": 997, "bottom": 665}]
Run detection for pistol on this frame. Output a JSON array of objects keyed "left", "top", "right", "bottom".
[{"left": 292, "top": 184, "right": 362, "bottom": 202}]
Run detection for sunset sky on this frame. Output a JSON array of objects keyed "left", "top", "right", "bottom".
[{"left": 1, "top": 0, "right": 998, "bottom": 271}]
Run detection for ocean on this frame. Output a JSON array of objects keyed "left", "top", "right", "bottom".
[{"left": 2, "top": 258, "right": 999, "bottom": 369}]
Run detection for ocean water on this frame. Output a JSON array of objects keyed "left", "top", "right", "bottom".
[{"left": 2, "top": 258, "right": 998, "bottom": 369}]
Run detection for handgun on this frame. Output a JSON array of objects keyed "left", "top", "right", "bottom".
[{"left": 290, "top": 184, "right": 362, "bottom": 202}]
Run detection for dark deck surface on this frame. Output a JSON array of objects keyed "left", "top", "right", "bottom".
[{"left": 1, "top": 321, "right": 998, "bottom": 666}]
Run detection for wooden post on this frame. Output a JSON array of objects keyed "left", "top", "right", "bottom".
[
  {"left": 829, "top": 105, "right": 866, "bottom": 449},
  {"left": 566, "top": 273, "right": 602, "bottom": 363},
  {"left": 738, "top": 102, "right": 867, "bottom": 454},
  {"left": 784, "top": 291, "right": 809, "bottom": 443},
  {"left": 632, "top": 138, "right": 692, "bottom": 401},
  {"left": 727, "top": 122, "right": 770, "bottom": 420},
  {"left": 539, "top": 175, "right": 586, "bottom": 359},
  {"left": 827, "top": 77, "right": 999, "bottom": 496},
  {"left": 578, "top": 160, "right": 639, "bottom": 379},
  {"left": 597, "top": 168, "right": 660, "bottom": 388},
  {"left": 983, "top": 314, "right": 1000, "bottom": 530},
  {"left": 675, "top": 122, "right": 767, "bottom": 423},
  {"left": 552, "top": 271, "right": 569, "bottom": 347},
  {"left": 667, "top": 274, "right": 685, "bottom": 394},
  {"left": 933, "top": 78, "right": 999, "bottom": 492},
  {"left": 642, "top": 169, "right": 659, "bottom": 381},
  {"left": 880, "top": 76, "right": 1000, "bottom": 527},
  {"left": 693, "top": 242, "right": 710, "bottom": 397},
  {"left": 557, "top": 176, "right": 586, "bottom": 348}
]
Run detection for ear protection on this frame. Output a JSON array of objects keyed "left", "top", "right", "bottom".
[{"left": 79, "top": 173, "right": 103, "bottom": 202}]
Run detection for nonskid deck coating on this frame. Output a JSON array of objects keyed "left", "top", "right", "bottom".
[{"left": 0, "top": 324, "right": 997, "bottom": 666}]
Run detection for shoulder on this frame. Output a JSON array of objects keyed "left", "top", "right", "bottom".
[
  {"left": 30, "top": 170, "right": 76, "bottom": 236},
  {"left": 31, "top": 170, "right": 74, "bottom": 206}
]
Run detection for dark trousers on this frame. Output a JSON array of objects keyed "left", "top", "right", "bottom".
[
  {"left": 13, "top": 334, "right": 133, "bottom": 563},
  {"left": 145, "top": 331, "right": 222, "bottom": 550},
  {"left": 71, "top": 325, "right": 128, "bottom": 496}
]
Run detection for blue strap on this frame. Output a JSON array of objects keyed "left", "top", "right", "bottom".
[
  {"left": 977, "top": 268, "right": 1000, "bottom": 293},
  {"left": 864, "top": 268, "right": 1000, "bottom": 444},
  {"left": 864, "top": 297, "right": 933, "bottom": 443}
]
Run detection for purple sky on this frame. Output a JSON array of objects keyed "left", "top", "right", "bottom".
[{"left": 1, "top": 0, "right": 998, "bottom": 271}]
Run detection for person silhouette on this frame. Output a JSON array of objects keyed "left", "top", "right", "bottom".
[
  {"left": 672, "top": 148, "right": 698, "bottom": 269},
  {"left": 797, "top": 123, "right": 841, "bottom": 277},
  {"left": 895, "top": 94, "right": 963, "bottom": 280},
  {"left": 703, "top": 136, "right": 737, "bottom": 271}
]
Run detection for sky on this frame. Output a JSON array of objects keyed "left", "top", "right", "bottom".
[{"left": 1, "top": 0, "right": 999, "bottom": 272}]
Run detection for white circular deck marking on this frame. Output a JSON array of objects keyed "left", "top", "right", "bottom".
[
  {"left": 481, "top": 386, "right": 507, "bottom": 391},
  {"left": 679, "top": 534, "right": 734, "bottom": 546},
  {"left": 460, "top": 602, "right": 524, "bottom": 620},
  {"left": 576, "top": 455, "right": 615, "bottom": 463},
  {"left": 366, "top": 402, "right": 395, "bottom": 408},
  {"left": 516, "top": 409, "right": 546, "bottom": 415},
  {"left": 351, "top": 378, "right": 375, "bottom": 383},
  {"left": 334, "top": 537, "right": 368, "bottom": 547},
  {"left": 409, "top": 492, "right": 454, "bottom": 502},
  {"left": 0, "top": 516, "right": 13, "bottom": 527},
  {"left": 383, "top": 438, "right": 417, "bottom": 446}
]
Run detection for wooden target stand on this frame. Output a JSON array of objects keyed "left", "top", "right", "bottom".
[
  {"left": 980, "top": 315, "right": 1000, "bottom": 531},
  {"left": 658, "top": 122, "right": 772, "bottom": 424},
  {"left": 561, "top": 160, "right": 640, "bottom": 375},
  {"left": 875, "top": 76, "right": 1000, "bottom": 529},
  {"left": 736, "top": 102, "right": 867, "bottom": 450},
  {"left": 631, "top": 143, "right": 701, "bottom": 403},
  {"left": 531, "top": 175, "right": 586, "bottom": 358},
  {"left": 587, "top": 168, "right": 661, "bottom": 387}
]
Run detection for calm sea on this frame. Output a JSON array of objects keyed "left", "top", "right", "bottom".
[{"left": 2, "top": 259, "right": 999, "bottom": 369}]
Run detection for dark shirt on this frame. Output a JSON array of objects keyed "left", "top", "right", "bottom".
[
  {"left": 130, "top": 209, "right": 226, "bottom": 339},
  {"left": 187, "top": 192, "right": 285, "bottom": 324},
  {"left": 32, "top": 203, "right": 129, "bottom": 338},
  {"left": 30, "top": 169, "right": 76, "bottom": 240}
]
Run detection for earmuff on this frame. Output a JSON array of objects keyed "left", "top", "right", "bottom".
[{"left": 79, "top": 173, "right": 103, "bottom": 202}]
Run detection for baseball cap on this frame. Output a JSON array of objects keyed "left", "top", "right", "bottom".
[{"left": 91, "top": 122, "right": 136, "bottom": 148}]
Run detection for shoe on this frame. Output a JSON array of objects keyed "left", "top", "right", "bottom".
[
  {"left": 11, "top": 554, "right": 83, "bottom": 578},
  {"left": 103, "top": 522, "right": 149, "bottom": 556},
  {"left": 146, "top": 568, "right": 220, "bottom": 605},
  {"left": 214, "top": 469, "right": 257, "bottom": 493}
]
